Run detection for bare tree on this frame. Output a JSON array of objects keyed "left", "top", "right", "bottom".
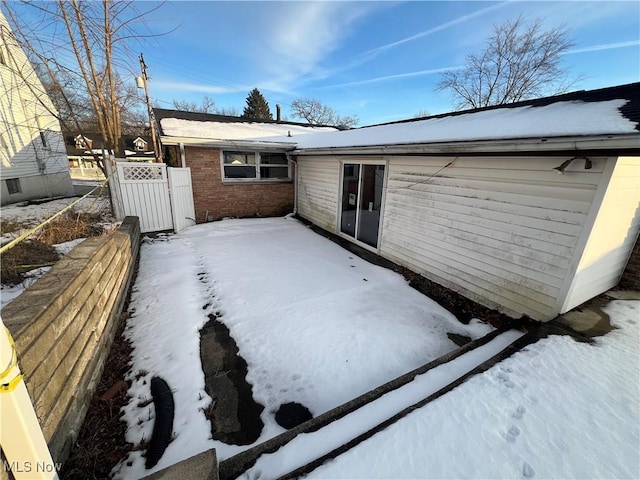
[
  {"left": 437, "top": 16, "right": 577, "bottom": 109},
  {"left": 290, "top": 98, "right": 359, "bottom": 127},
  {"left": 172, "top": 95, "right": 217, "bottom": 113},
  {"left": 413, "top": 109, "right": 431, "bottom": 118},
  {"left": 216, "top": 106, "right": 240, "bottom": 117},
  {"left": 3, "top": 1, "right": 163, "bottom": 158}
]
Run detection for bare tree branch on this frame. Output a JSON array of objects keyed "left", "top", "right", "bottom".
[
  {"left": 290, "top": 98, "right": 359, "bottom": 127},
  {"left": 437, "top": 16, "right": 578, "bottom": 109},
  {"left": 5, "top": 0, "right": 167, "bottom": 157}
]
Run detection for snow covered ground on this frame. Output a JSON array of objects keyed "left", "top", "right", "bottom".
[
  {"left": 114, "top": 217, "right": 639, "bottom": 480},
  {"left": 308, "top": 300, "right": 640, "bottom": 479},
  {"left": 1, "top": 196, "right": 110, "bottom": 232},
  {"left": 114, "top": 217, "right": 494, "bottom": 478},
  {"left": 1, "top": 197, "right": 113, "bottom": 309}
]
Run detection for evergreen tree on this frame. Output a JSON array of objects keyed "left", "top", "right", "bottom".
[{"left": 242, "top": 88, "right": 272, "bottom": 120}]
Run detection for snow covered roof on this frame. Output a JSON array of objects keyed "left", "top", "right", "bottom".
[
  {"left": 153, "top": 84, "right": 640, "bottom": 154},
  {"left": 154, "top": 108, "right": 337, "bottom": 142},
  {"left": 289, "top": 83, "right": 640, "bottom": 152}
]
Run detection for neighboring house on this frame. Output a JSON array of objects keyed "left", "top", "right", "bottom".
[
  {"left": 289, "top": 83, "right": 640, "bottom": 322},
  {"left": 0, "top": 11, "right": 74, "bottom": 205},
  {"left": 64, "top": 132, "right": 155, "bottom": 178},
  {"left": 154, "top": 108, "right": 336, "bottom": 221}
]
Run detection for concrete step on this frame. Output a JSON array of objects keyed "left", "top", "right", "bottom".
[{"left": 219, "top": 327, "right": 538, "bottom": 480}]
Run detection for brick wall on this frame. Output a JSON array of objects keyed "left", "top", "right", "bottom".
[
  {"left": 1, "top": 217, "right": 140, "bottom": 465},
  {"left": 185, "top": 146, "right": 294, "bottom": 222},
  {"left": 620, "top": 235, "right": 640, "bottom": 290}
]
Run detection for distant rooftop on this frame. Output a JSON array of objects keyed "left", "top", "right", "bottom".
[{"left": 153, "top": 108, "right": 338, "bottom": 141}]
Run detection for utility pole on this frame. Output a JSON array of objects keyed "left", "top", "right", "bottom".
[{"left": 138, "top": 53, "right": 161, "bottom": 163}]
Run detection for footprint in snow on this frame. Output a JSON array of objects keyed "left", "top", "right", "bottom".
[
  {"left": 512, "top": 405, "right": 526, "bottom": 419},
  {"left": 505, "top": 425, "right": 520, "bottom": 443},
  {"left": 496, "top": 372, "right": 515, "bottom": 389},
  {"left": 522, "top": 462, "right": 535, "bottom": 478}
]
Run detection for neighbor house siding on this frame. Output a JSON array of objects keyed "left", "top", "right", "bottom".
[
  {"left": 377, "top": 155, "right": 609, "bottom": 321},
  {"left": 0, "top": 11, "right": 73, "bottom": 203},
  {"left": 297, "top": 155, "right": 340, "bottom": 232},
  {"left": 561, "top": 156, "right": 640, "bottom": 312},
  {"left": 185, "top": 146, "right": 294, "bottom": 222}
]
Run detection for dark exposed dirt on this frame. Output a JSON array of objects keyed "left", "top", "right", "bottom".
[
  {"left": 393, "top": 265, "right": 524, "bottom": 329},
  {"left": 1, "top": 208, "right": 109, "bottom": 286},
  {"left": 200, "top": 314, "right": 265, "bottom": 445},
  {"left": 60, "top": 313, "right": 133, "bottom": 480},
  {"left": 60, "top": 260, "right": 138, "bottom": 480},
  {"left": 275, "top": 402, "right": 313, "bottom": 429},
  {"left": 0, "top": 240, "right": 59, "bottom": 285}
]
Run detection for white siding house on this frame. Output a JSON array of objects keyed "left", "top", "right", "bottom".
[
  {"left": 292, "top": 83, "right": 640, "bottom": 321},
  {"left": 0, "top": 12, "right": 73, "bottom": 205}
]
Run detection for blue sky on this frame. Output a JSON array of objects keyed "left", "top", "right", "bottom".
[{"left": 11, "top": 1, "right": 640, "bottom": 126}]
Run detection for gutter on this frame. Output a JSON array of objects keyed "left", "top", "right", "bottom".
[
  {"left": 292, "top": 134, "right": 640, "bottom": 157},
  {"left": 159, "top": 136, "right": 297, "bottom": 151},
  {"left": 287, "top": 154, "right": 298, "bottom": 215}
]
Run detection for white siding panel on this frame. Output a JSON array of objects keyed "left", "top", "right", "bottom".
[
  {"left": 561, "top": 157, "right": 640, "bottom": 312},
  {"left": 297, "top": 156, "right": 340, "bottom": 232},
  {"left": 380, "top": 156, "right": 606, "bottom": 320},
  {"left": 1, "top": 13, "right": 70, "bottom": 190}
]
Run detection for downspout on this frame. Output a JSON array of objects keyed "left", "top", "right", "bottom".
[
  {"left": 179, "top": 143, "right": 186, "bottom": 168},
  {"left": 288, "top": 154, "right": 298, "bottom": 215}
]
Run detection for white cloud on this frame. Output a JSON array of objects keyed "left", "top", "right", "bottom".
[
  {"left": 565, "top": 40, "right": 640, "bottom": 55},
  {"left": 363, "top": 1, "right": 511, "bottom": 57},
  {"left": 250, "top": 2, "right": 383, "bottom": 92},
  {"left": 325, "top": 66, "right": 463, "bottom": 89},
  {"left": 327, "top": 2, "right": 510, "bottom": 80}
]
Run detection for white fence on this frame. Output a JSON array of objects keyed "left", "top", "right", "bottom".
[
  {"left": 111, "top": 162, "right": 195, "bottom": 234},
  {"left": 168, "top": 167, "right": 196, "bottom": 233}
]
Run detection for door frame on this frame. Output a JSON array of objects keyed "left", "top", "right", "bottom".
[{"left": 336, "top": 157, "right": 389, "bottom": 253}]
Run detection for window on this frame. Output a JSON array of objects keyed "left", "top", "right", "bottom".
[
  {"left": 6, "top": 178, "right": 21, "bottom": 194},
  {"left": 222, "top": 151, "right": 289, "bottom": 181},
  {"left": 134, "top": 137, "right": 148, "bottom": 151},
  {"left": 75, "top": 135, "right": 92, "bottom": 150}
]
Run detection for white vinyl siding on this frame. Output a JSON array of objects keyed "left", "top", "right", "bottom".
[
  {"left": 561, "top": 156, "right": 640, "bottom": 312},
  {"left": 0, "top": 12, "right": 70, "bottom": 186},
  {"left": 297, "top": 156, "right": 340, "bottom": 232},
  {"left": 378, "top": 156, "right": 608, "bottom": 321}
]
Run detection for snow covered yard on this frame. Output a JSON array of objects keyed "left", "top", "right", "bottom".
[
  {"left": 115, "top": 216, "right": 493, "bottom": 478},
  {"left": 115, "top": 216, "right": 639, "bottom": 480},
  {"left": 307, "top": 299, "right": 640, "bottom": 479}
]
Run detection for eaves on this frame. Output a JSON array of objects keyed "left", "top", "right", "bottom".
[
  {"left": 292, "top": 134, "right": 640, "bottom": 157},
  {"left": 160, "top": 136, "right": 297, "bottom": 151}
]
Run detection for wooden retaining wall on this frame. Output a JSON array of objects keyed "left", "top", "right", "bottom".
[{"left": 1, "top": 216, "right": 140, "bottom": 465}]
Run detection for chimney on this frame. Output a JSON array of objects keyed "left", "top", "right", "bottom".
[{"left": 276, "top": 104, "right": 281, "bottom": 122}]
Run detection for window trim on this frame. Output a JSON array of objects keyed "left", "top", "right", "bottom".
[
  {"left": 75, "top": 135, "right": 92, "bottom": 150},
  {"left": 134, "top": 137, "right": 148, "bottom": 151},
  {"left": 6, "top": 178, "right": 21, "bottom": 195},
  {"left": 39, "top": 131, "right": 48, "bottom": 149},
  {"left": 220, "top": 150, "right": 290, "bottom": 183}
]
